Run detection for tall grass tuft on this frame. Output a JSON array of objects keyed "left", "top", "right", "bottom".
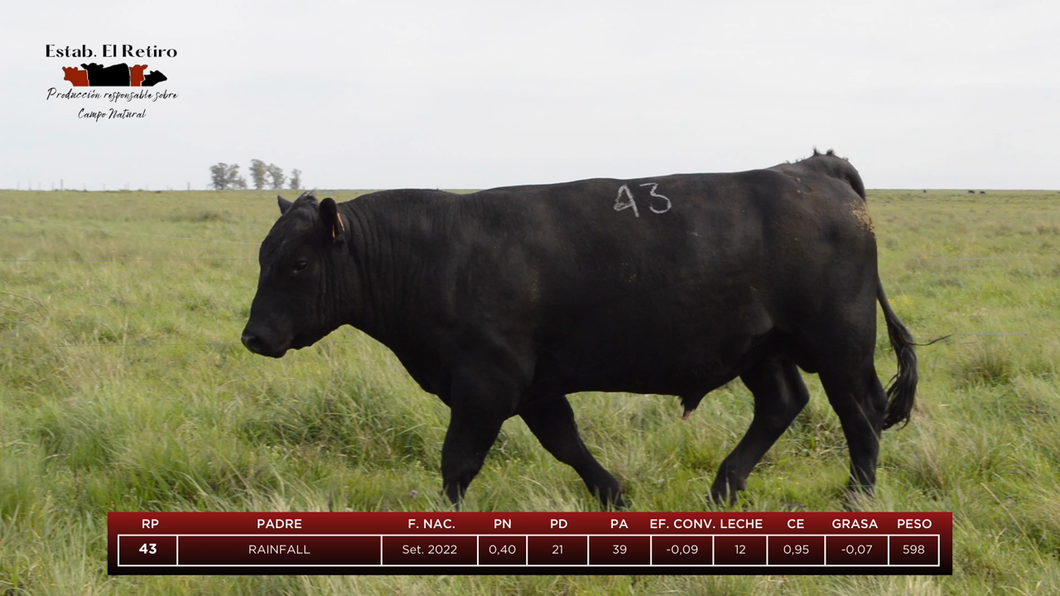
[{"left": 953, "top": 340, "right": 1014, "bottom": 387}]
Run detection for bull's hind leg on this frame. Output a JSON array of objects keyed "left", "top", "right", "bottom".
[
  {"left": 519, "top": 394, "right": 625, "bottom": 509},
  {"left": 817, "top": 357, "right": 888, "bottom": 498},
  {"left": 710, "top": 356, "right": 809, "bottom": 503}
]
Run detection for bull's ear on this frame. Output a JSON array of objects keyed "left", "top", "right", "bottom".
[
  {"left": 319, "top": 197, "right": 345, "bottom": 244},
  {"left": 277, "top": 195, "right": 293, "bottom": 214}
]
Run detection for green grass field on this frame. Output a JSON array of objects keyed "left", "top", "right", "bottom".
[{"left": 1, "top": 188, "right": 1058, "bottom": 595}]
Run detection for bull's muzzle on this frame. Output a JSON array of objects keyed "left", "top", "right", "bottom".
[{"left": 241, "top": 328, "right": 287, "bottom": 358}]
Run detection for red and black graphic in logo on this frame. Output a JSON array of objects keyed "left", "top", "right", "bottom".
[{"left": 62, "top": 63, "right": 167, "bottom": 87}]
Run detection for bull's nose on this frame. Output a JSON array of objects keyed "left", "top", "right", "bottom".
[{"left": 242, "top": 330, "right": 266, "bottom": 354}]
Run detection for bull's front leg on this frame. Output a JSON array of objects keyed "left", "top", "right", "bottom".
[{"left": 439, "top": 370, "right": 519, "bottom": 508}]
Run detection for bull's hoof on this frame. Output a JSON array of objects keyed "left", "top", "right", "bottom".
[
  {"left": 708, "top": 480, "right": 744, "bottom": 507},
  {"left": 842, "top": 482, "right": 875, "bottom": 511},
  {"left": 594, "top": 487, "right": 627, "bottom": 511}
]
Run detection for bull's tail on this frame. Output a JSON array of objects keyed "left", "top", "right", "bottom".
[
  {"left": 878, "top": 280, "right": 917, "bottom": 430},
  {"left": 842, "top": 161, "right": 866, "bottom": 201}
]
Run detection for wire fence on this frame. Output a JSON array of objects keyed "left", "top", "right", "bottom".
[
  {"left": 910, "top": 257, "right": 1055, "bottom": 261},
  {"left": 0, "top": 215, "right": 262, "bottom": 246},
  {"left": 3, "top": 257, "right": 1057, "bottom": 264},
  {"left": 0, "top": 341, "right": 246, "bottom": 349},
  {"left": 0, "top": 258, "right": 256, "bottom": 263},
  {"left": 0, "top": 333, "right": 1049, "bottom": 351}
]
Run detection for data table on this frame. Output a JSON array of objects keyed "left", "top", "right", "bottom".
[{"left": 108, "top": 512, "right": 952, "bottom": 575}]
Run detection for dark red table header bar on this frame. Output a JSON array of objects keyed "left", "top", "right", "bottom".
[{"left": 109, "top": 511, "right": 951, "bottom": 535}]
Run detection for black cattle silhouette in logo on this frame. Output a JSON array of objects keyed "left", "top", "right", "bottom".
[
  {"left": 81, "top": 63, "right": 130, "bottom": 86},
  {"left": 142, "top": 70, "right": 167, "bottom": 86},
  {"left": 75, "top": 62, "right": 168, "bottom": 87}
]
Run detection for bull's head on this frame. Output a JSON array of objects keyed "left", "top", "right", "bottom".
[{"left": 241, "top": 193, "right": 348, "bottom": 358}]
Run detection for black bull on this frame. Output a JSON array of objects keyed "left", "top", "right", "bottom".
[{"left": 241, "top": 152, "right": 917, "bottom": 508}]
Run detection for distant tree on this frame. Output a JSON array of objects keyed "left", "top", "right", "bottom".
[
  {"left": 226, "top": 164, "right": 247, "bottom": 190},
  {"left": 289, "top": 169, "right": 302, "bottom": 190},
  {"left": 249, "top": 159, "right": 268, "bottom": 190},
  {"left": 230, "top": 174, "right": 247, "bottom": 189},
  {"left": 209, "top": 163, "right": 229, "bottom": 190},
  {"left": 209, "top": 162, "right": 247, "bottom": 190},
  {"left": 267, "top": 164, "right": 285, "bottom": 190}
]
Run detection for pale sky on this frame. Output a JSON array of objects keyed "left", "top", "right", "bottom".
[{"left": 3, "top": 0, "right": 1058, "bottom": 191}]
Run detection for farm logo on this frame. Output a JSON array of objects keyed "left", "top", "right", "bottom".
[
  {"left": 62, "top": 63, "right": 168, "bottom": 87},
  {"left": 45, "top": 44, "right": 179, "bottom": 122}
]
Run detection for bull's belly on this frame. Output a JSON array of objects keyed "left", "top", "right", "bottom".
[
  {"left": 531, "top": 322, "right": 776, "bottom": 397},
  {"left": 536, "top": 362, "right": 742, "bottom": 397}
]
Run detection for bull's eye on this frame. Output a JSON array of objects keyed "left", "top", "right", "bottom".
[{"left": 293, "top": 260, "right": 309, "bottom": 273}]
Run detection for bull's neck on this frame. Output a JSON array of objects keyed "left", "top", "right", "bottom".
[{"left": 338, "top": 199, "right": 420, "bottom": 348}]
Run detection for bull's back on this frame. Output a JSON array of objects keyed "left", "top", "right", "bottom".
[{"left": 460, "top": 171, "right": 834, "bottom": 394}]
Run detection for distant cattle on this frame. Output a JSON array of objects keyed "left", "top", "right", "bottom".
[
  {"left": 62, "top": 67, "right": 88, "bottom": 87},
  {"left": 242, "top": 151, "right": 918, "bottom": 509}
]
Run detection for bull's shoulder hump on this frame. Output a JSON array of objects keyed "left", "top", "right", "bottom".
[
  {"left": 469, "top": 177, "right": 623, "bottom": 196},
  {"left": 352, "top": 188, "right": 462, "bottom": 203},
  {"left": 346, "top": 189, "right": 465, "bottom": 219}
]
